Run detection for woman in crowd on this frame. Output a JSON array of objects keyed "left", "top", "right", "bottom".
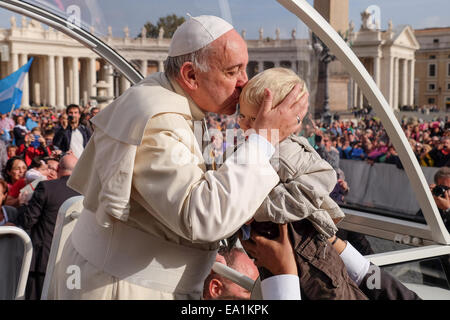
[
  {"left": 17, "top": 127, "right": 51, "bottom": 167},
  {"left": 2, "top": 156, "right": 27, "bottom": 207}
]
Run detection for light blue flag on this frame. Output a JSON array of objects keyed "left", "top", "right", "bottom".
[{"left": 0, "top": 57, "right": 33, "bottom": 115}]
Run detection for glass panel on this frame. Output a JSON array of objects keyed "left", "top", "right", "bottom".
[
  {"left": 382, "top": 255, "right": 450, "bottom": 291},
  {"left": 0, "top": 0, "right": 447, "bottom": 242}
]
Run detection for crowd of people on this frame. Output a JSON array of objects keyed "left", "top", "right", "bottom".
[
  {"left": 0, "top": 105, "right": 96, "bottom": 205},
  {"left": 0, "top": 104, "right": 96, "bottom": 299},
  {"left": 206, "top": 112, "right": 450, "bottom": 169}
]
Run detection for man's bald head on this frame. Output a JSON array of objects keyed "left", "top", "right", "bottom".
[
  {"left": 58, "top": 154, "right": 78, "bottom": 178},
  {"left": 203, "top": 248, "right": 258, "bottom": 300}
]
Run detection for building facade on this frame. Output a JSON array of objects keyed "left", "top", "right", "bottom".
[
  {"left": 0, "top": 12, "right": 421, "bottom": 115},
  {"left": 415, "top": 27, "right": 450, "bottom": 111},
  {"left": 351, "top": 21, "right": 419, "bottom": 110},
  {"left": 0, "top": 16, "right": 311, "bottom": 111}
]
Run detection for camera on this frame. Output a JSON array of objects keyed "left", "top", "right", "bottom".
[
  {"left": 30, "top": 134, "right": 41, "bottom": 148},
  {"left": 68, "top": 115, "right": 74, "bottom": 122},
  {"left": 250, "top": 221, "right": 280, "bottom": 240},
  {"left": 432, "top": 185, "right": 449, "bottom": 198}
]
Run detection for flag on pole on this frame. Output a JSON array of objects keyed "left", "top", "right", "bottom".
[{"left": 0, "top": 57, "right": 33, "bottom": 114}]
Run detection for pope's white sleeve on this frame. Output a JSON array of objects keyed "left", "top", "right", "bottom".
[
  {"left": 261, "top": 275, "right": 301, "bottom": 300},
  {"left": 132, "top": 114, "right": 280, "bottom": 243},
  {"left": 339, "top": 241, "right": 371, "bottom": 285}
]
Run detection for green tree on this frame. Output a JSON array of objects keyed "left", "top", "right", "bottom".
[{"left": 138, "top": 14, "right": 185, "bottom": 38}]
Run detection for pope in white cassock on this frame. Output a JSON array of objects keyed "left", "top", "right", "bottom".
[{"left": 49, "top": 15, "right": 308, "bottom": 299}]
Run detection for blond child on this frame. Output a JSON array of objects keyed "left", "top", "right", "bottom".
[{"left": 237, "top": 68, "right": 367, "bottom": 300}]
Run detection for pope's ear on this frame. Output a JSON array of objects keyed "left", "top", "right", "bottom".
[{"left": 178, "top": 62, "right": 198, "bottom": 90}]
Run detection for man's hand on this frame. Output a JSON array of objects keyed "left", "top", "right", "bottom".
[
  {"left": 430, "top": 184, "right": 450, "bottom": 211},
  {"left": 241, "top": 224, "right": 297, "bottom": 276},
  {"left": 252, "top": 84, "right": 309, "bottom": 145},
  {"left": 51, "top": 150, "right": 62, "bottom": 158},
  {"left": 24, "top": 133, "right": 32, "bottom": 146},
  {"left": 38, "top": 135, "right": 46, "bottom": 147},
  {"left": 434, "top": 193, "right": 450, "bottom": 211}
]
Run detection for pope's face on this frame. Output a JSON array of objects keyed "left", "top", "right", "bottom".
[{"left": 194, "top": 30, "right": 248, "bottom": 115}]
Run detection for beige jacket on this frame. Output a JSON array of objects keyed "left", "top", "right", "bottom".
[
  {"left": 68, "top": 72, "right": 280, "bottom": 250},
  {"left": 254, "top": 135, "right": 345, "bottom": 238}
]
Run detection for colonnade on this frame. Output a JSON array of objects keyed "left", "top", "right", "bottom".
[{"left": 353, "top": 56, "right": 415, "bottom": 110}]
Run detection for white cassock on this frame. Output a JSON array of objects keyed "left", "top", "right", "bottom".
[{"left": 48, "top": 72, "right": 279, "bottom": 299}]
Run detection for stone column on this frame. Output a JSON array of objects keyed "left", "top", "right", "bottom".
[
  {"left": 106, "top": 64, "right": 114, "bottom": 98},
  {"left": 258, "top": 61, "right": 263, "bottom": 73},
  {"left": 274, "top": 61, "right": 280, "bottom": 68},
  {"left": 56, "top": 56, "right": 65, "bottom": 109},
  {"left": 88, "top": 57, "right": 97, "bottom": 99},
  {"left": 19, "top": 54, "right": 30, "bottom": 108},
  {"left": 393, "top": 58, "right": 399, "bottom": 110},
  {"left": 120, "top": 76, "right": 131, "bottom": 94},
  {"left": 10, "top": 53, "right": 19, "bottom": 74},
  {"left": 72, "top": 57, "right": 79, "bottom": 104},
  {"left": 34, "top": 82, "right": 41, "bottom": 106},
  {"left": 409, "top": 59, "right": 415, "bottom": 106},
  {"left": 353, "top": 81, "right": 358, "bottom": 107},
  {"left": 47, "top": 55, "right": 56, "bottom": 107},
  {"left": 373, "top": 56, "right": 381, "bottom": 87},
  {"left": 158, "top": 60, "right": 164, "bottom": 72},
  {"left": 387, "top": 56, "right": 394, "bottom": 108},
  {"left": 401, "top": 59, "right": 408, "bottom": 107},
  {"left": 140, "top": 60, "right": 147, "bottom": 77},
  {"left": 358, "top": 87, "right": 364, "bottom": 108}
]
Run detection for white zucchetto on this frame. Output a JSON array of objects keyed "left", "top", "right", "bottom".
[{"left": 168, "top": 15, "right": 234, "bottom": 57}]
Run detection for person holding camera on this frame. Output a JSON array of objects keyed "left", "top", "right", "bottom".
[
  {"left": 17, "top": 127, "right": 51, "bottom": 167},
  {"left": 52, "top": 104, "right": 91, "bottom": 159},
  {"left": 428, "top": 136, "right": 450, "bottom": 168},
  {"left": 430, "top": 167, "right": 450, "bottom": 231}
]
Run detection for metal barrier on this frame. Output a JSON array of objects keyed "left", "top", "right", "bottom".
[
  {"left": 0, "top": 226, "right": 33, "bottom": 300},
  {"left": 340, "top": 159, "right": 438, "bottom": 216}
]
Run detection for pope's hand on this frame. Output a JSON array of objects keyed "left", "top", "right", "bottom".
[{"left": 252, "top": 84, "right": 309, "bottom": 145}]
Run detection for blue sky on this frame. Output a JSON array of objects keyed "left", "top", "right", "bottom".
[{"left": 0, "top": 0, "right": 449, "bottom": 39}]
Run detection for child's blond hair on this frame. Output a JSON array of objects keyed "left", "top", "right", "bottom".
[{"left": 240, "top": 67, "right": 308, "bottom": 109}]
